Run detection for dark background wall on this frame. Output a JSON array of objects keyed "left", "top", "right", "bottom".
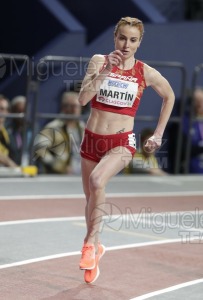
[
  {"left": 1, "top": 0, "right": 203, "bottom": 111},
  {"left": 0, "top": 1, "right": 66, "bottom": 56},
  {"left": 1, "top": 0, "right": 203, "bottom": 173}
]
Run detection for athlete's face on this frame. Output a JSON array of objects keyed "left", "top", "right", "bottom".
[{"left": 114, "top": 25, "right": 141, "bottom": 59}]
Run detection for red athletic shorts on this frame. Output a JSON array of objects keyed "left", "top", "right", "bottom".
[{"left": 80, "top": 128, "right": 136, "bottom": 163}]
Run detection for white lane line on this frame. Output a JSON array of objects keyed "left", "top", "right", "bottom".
[
  {"left": 0, "top": 177, "right": 82, "bottom": 183},
  {"left": 0, "top": 236, "right": 200, "bottom": 270},
  {"left": 111, "top": 175, "right": 203, "bottom": 182},
  {"left": 143, "top": 220, "right": 203, "bottom": 233},
  {"left": 105, "top": 237, "right": 200, "bottom": 251},
  {"left": 1, "top": 210, "right": 203, "bottom": 226},
  {"left": 0, "top": 251, "right": 80, "bottom": 270},
  {"left": 0, "top": 216, "right": 86, "bottom": 226},
  {"left": 129, "top": 278, "right": 203, "bottom": 300},
  {"left": 0, "top": 175, "right": 202, "bottom": 183},
  {"left": 0, "top": 191, "right": 203, "bottom": 200},
  {"left": 0, "top": 194, "right": 85, "bottom": 200}
]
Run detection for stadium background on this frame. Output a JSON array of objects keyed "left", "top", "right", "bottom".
[{"left": 0, "top": 0, "right": 203, "bottom": 174}]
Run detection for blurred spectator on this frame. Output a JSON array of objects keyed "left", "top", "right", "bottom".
[
  {"left": 7, "top": 95, "right": 32, "bottom": 165},
  {"left": 183, "top": 87, "right": 203, "bottom": 173},
  {"left": 0, "top": 94, "right": 17, "bottom": 167},
  {"left": 124, "top": 128, "right": 167, "bottom": 176},
  {"left": 38, "top": 91, "right": 85, "bottom": 174}
]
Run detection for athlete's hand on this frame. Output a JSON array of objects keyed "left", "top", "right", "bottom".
[
  {"left": 106, "top": 50, "right": 123, "bottom": 70},
  {"left": 144, "top": 135, "right": 162, "bottom": 153}
]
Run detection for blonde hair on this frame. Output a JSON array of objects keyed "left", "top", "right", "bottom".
[{"left": 114, "top": 16, "right": 144, "bottom": 40}]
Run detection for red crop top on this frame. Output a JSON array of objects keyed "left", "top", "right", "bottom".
[{"left": 91, "top": 59, "right": 147, "bottom": 117}]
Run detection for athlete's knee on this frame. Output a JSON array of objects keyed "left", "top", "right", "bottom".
[{"left": 89, "top": 171, "right": 104, "bottom": 191}]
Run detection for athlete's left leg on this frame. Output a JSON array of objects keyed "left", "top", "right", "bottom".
[
  {"left": 79, "top": 146, "right": 132, "bottom": 272},
  {"left": 86, "top": 146, "right": 132, "bottom": 245}
]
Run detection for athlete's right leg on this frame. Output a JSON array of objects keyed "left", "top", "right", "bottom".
[
  {"left": 79, "top": 157, "right": 99, "bottom": 270},
  {"left": 80, "top": 146, "right": 132, "bottom": 274},
  {"left": 81, "top": 157, "right": 98, "bottom": 243}
]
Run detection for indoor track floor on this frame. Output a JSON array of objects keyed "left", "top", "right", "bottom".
[{"left": 0, "top": 175, "right": 203, "bottom": 300}]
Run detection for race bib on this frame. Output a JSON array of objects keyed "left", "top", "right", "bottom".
[{"left": 96, "top": 78, "right": 138, "bottom": 107}]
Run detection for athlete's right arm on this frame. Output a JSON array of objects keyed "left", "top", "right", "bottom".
[{"left": 78, "top": 54, "right": 110, "bottom": 106}]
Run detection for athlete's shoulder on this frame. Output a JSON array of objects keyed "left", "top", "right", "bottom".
[
  {"left": 136, "top": 58, "right": 144, "bottom": 64},
  {"left": 135, "top": 59, "right": 145, "bottom": 67},
  {"left": 88, "top": 54, "right": 107, "bottom": 73},
  {"left": 143, "top": 62, "right": 162, "bottom": 86},
  {"left": 90, "top": 54, "right": 106, "bottom": 64},
  {"left": 134, "top": 59, "right": 145, "bottom": 74}
]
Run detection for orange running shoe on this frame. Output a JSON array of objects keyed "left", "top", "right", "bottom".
[
  {"left": 79, "top": 243, "right": 95, "bottom": 270},
  {"left": 84, "top": 243, "right": 105, "bottom": 284}
]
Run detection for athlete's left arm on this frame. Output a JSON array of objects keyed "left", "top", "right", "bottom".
[{"left": 143, "top": 63, "right": 175, "bottom": 150}]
